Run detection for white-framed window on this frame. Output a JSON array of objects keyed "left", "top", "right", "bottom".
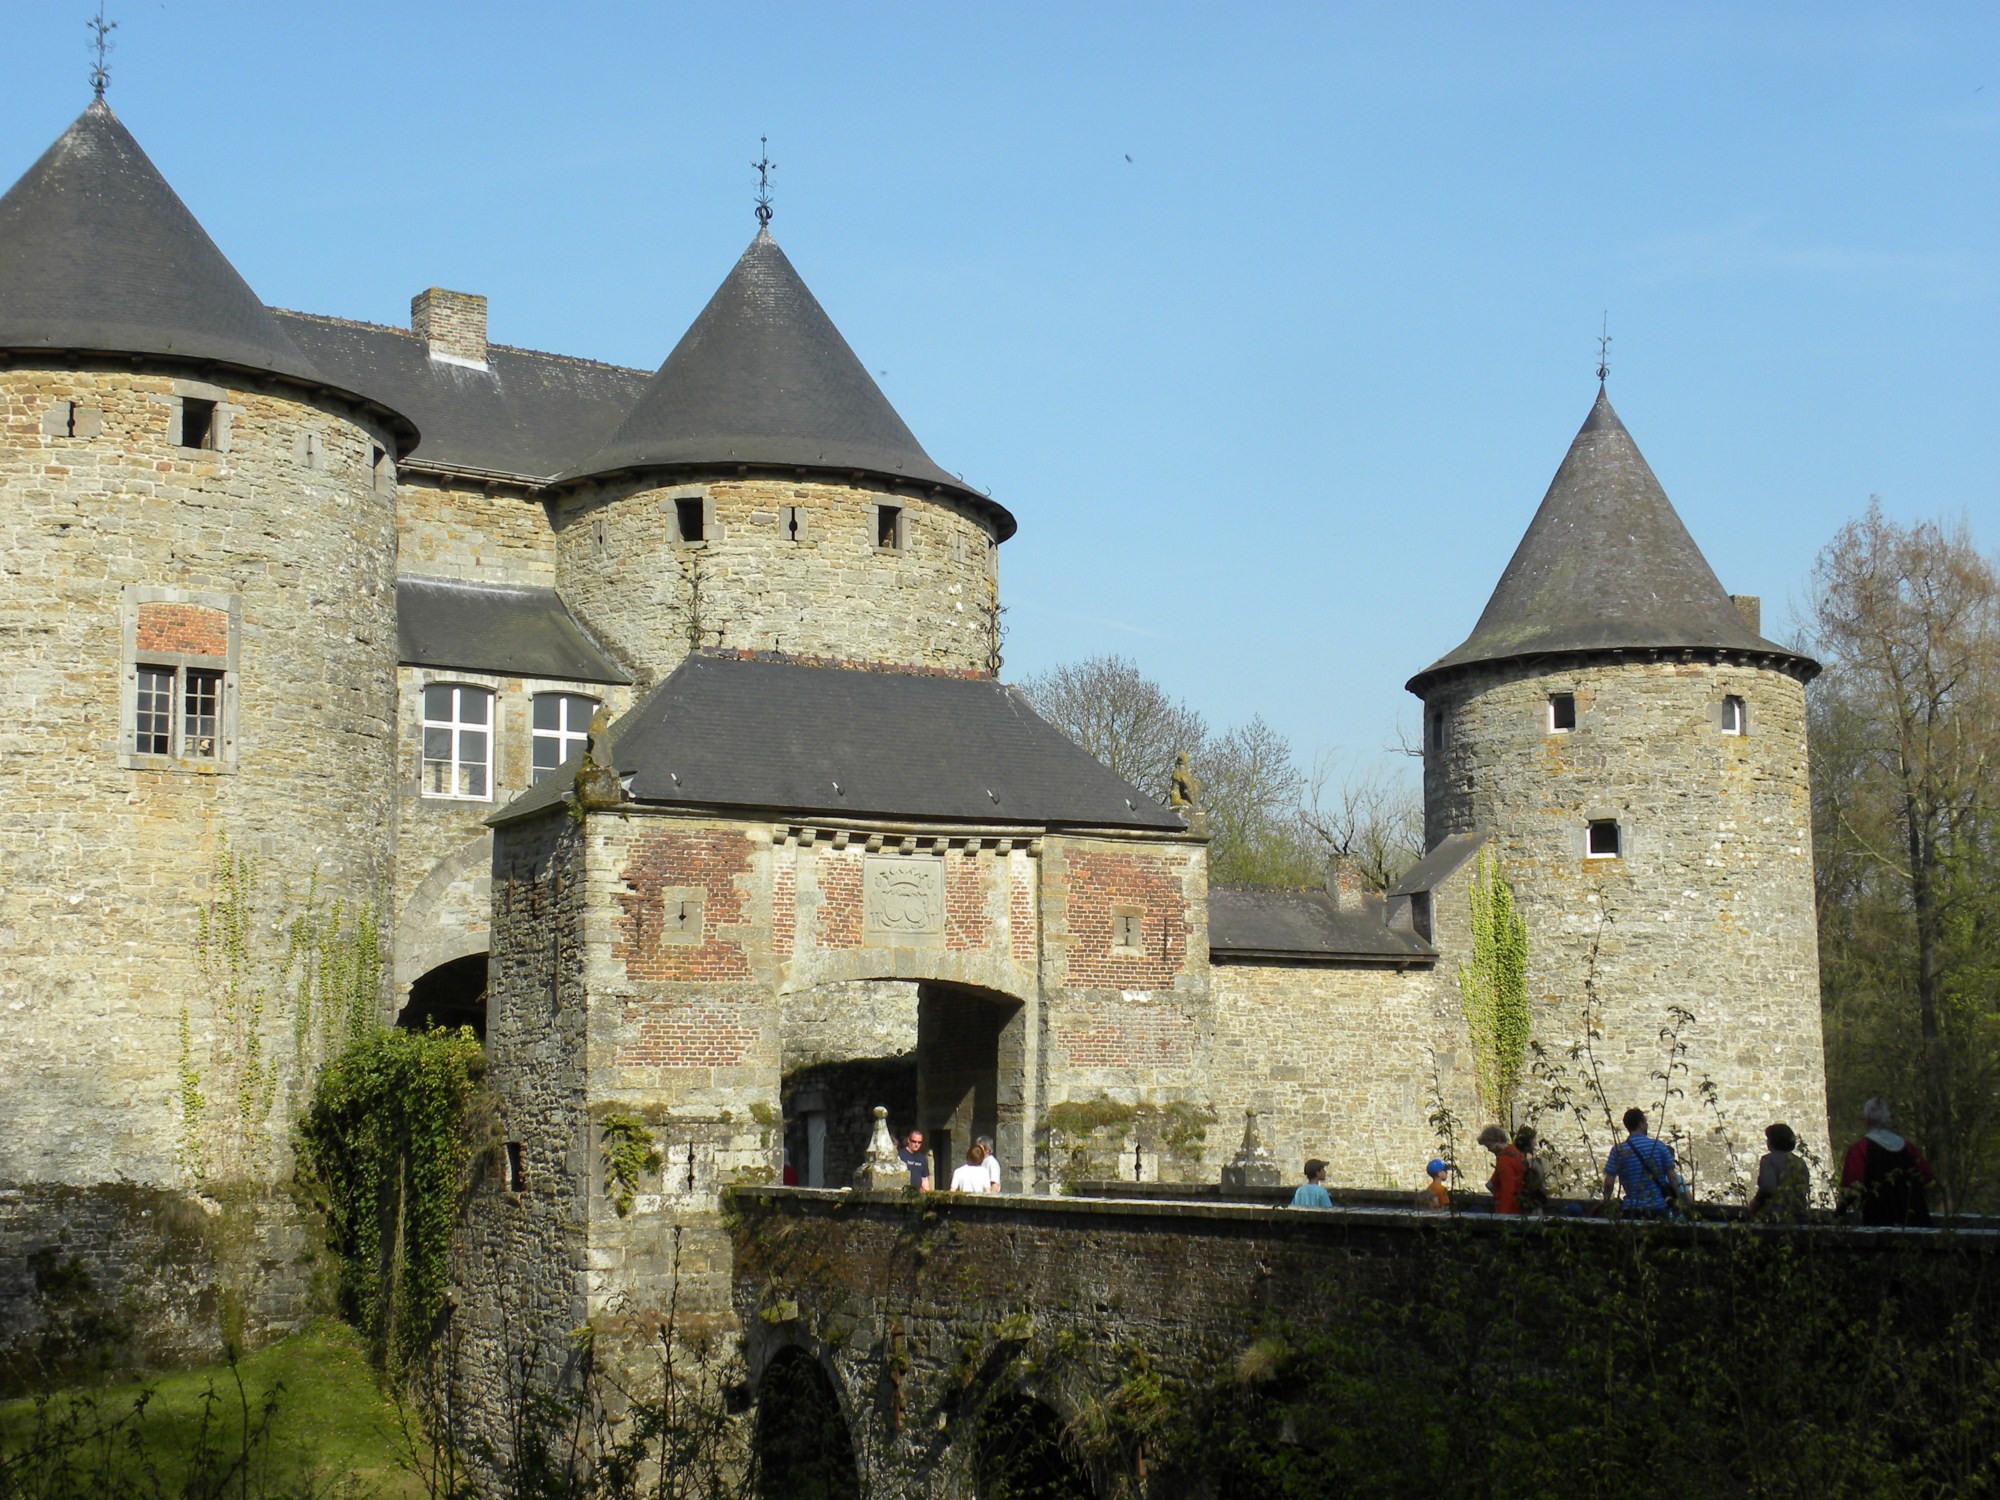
[
  {"left": 423, "top": 683, "right": 493, "bottom": 800},
  {"left": 532, "top": 692, "right": 598, "bottom": 784},
  {"left": 1587, "top": 819, "right": 1622, "bottom": 859},
  {"left": 1549, "top": 692, "right": 1577, "bottom": 732},
  {"left": 1721, "top": 695, "right": 1747, "bottom": 736}
]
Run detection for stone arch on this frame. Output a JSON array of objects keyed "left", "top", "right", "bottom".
[
  {"left": 968, "top": 1390, "right": 1096, "bottom": 1499},
  {"left": 751, "top": 1342, "right": 862, "bottom": 1499},
  {"left": 392, "top": 833, "right": 493, "bottom": 1002}
]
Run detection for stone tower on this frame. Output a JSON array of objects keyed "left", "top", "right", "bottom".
[
  {"left": 1407, "top": 389, "right": 1828, "bottom": 1181},
  {"left": 0, "top": 102, "right": 411, "bottom": 1254},
  {"left": 549, "top": 229, "right": 1013, "bottom": 684}
]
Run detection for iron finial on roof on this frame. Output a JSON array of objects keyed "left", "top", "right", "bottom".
[
  {"left": 1596, "top": 312, "right": 1612, "bottom": 387},
  {"left": 88, "top": 2, "right": 118, "bottom": 100},
  {"left": 753, "top": 136, "right": 777, "bottom": 230}
]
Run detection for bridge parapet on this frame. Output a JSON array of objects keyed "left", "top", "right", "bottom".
[{"left": 730, "top": 1186, "right": 2000, "bottom": 1498}]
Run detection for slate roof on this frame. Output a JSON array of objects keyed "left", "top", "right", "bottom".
[
  {"left": 277, "top": 312, "right": 649, "bottom": 481},
  {"left": 1208, "top": 887, "right": 1432, "bottom": 963},
  {"left": 495, "top": 653, "right": 1183, "bottom": 828},
  {"left": 0, "top": 103, "right": 411, "bottom": 443},
  {"left": 1408, "top": 390, "right": 1817, "bottom": 694},
  {"left": 397, "top": 578, "right": 630, "bottom": 684},
  {"left": 556, "top": 231, "right": 1016, "bottom": 540},
  {"left": 1387, "top": 832, "right": 1489, "bottom": 897}
]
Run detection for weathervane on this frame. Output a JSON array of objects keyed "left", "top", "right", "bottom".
[
  {"left": 1596, "top": 313, "right": 1612, "bottom": 386},
  {"left": 88, "top": 3, "right": 117, "bottom": 101},
  {"left": 753, "top": 136, "right": 776, "bottom": 229}
]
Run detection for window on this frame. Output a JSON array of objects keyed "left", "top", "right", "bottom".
[
  {"left": 676, "top": 497, "right": 705, "bottom": 543},
  {"left": 177, "top": 398, "right": 216, "bottom": 450},
  {"left": 875, "top": 504, "right": 905, "bottom": 552},
  {"left": 531, "top": 692, "right": 598, "bottom": 784},
  {"left": 504, "top": 1143, "right": 527, "bottom": 1193},
  {"left": 125, "top": 589, "right": 237, "bottom": 768},
  {"left": 779, "top": 505, "right": 805, "bottom": 542},
  {"left": 422, "top": 684, "right": 493, "bottom": 800},
  {"left": 1428, "top": 707, "right": 1448, "bottom": 752},
  {"left": 1112, "top": 907, "right": 1145, "bottom": 953},
  {"left": 1549, "top": 692, "right": 1576, "bottom": 732},
  {"left": 1587, "top": 819, "right": 1621, "bottom": 859},
  {"left": 1721, "top": 695, "right": 1747, "bottom": 736}
]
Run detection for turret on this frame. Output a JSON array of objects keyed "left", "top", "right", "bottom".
[
  {"left": 1407, "top": 389, "right": 1828, "bottom": 1181},
  {"left": 548, "top": 229, "right": 1010, "bottom": 683}
]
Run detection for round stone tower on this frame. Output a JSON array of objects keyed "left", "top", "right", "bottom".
[
  {"left": 548, "top": 229, "right": 1011, "bottom": 684},
  {"left": 0, "top": 101, "right": 415, "bottom": 1196},
  {"left": 1407, "top": 389, "right": 1828, "bottom": 1181}
]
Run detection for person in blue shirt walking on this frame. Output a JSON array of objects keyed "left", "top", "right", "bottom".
[
  {"left": 1291, "top": 1158, "right": 1333, "bottom": 1208},
  {"left": 1602, "top": 1108, "right": 1686, "bottom": 1216}
]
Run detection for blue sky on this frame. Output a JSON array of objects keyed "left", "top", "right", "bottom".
[{"left": 5, "top": 4, "right": 1994, "bottom": 783}]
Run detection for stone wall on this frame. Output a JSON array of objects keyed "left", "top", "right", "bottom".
[
  {"left": 0, "top": 363, "right": 399, "bottom": 1194},
  {"left": 391, "top": 664, "right": 635, "bottom": 1006},
  {"left": 553, "top": 474, "right": 1000, "bottom": 685},
  {"left": 1420, "top": 656, "right": 1827, "bottom": 1180},
  {"left": 395, "top": 474, "right": 556, "bottom": 585}
]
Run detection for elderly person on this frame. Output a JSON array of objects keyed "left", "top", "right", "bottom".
[{"left": 1840, "top": 1098, "right": 1933, "bottom": 1225}]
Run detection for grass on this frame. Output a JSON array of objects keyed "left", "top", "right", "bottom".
[{"left": 0, "top": 1321, "right": 428, "bottom": 1498}]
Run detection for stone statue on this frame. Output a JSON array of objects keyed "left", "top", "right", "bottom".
[
  {"left": 572, "top": 704, "right": 625, "bottom": 810},
  {"left": 1168, "top": 750, "right": 1201, "bottom": 811}
]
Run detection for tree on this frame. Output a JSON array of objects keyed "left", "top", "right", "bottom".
[
  {"left": 1023, "top": 655, "right": 1424, "bottom": 891},
  {"left": 1807, "top": 502, "right": 2000, "bottom": 1209},
  {"left": 1020, "top": 655, "right": 1207, "bottom": 804}
]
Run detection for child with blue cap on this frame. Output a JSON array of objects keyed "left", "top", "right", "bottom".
[{"left": 1415, "top": 1158, "right": 1451, "bottom": 1211}]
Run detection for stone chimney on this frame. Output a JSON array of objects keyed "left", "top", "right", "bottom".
[
  {"left": 411, "top": 288, "right": 488, "bottom": 368},
  {"left": 1324, "top": 853, "right": 1365, "bottom": 911},
  {"left": 1730, "top": 594, "right": 1761, "bottom": 635}
]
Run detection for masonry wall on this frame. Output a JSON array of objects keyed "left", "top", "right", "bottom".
[
  {"left": 1420, "top": 657, "right": 1828, "bottom": 1181},
  {"left": 552, "top": 474, "right": 1000, "bottom": 685},
  {"left": 0, "top": 364, "right": 400, "bottom": 1190},
  {"left": 391, "top": 665, "right": 634, "bottom": 1005},
  {"left": 396, "top": 474, "right": 556, "bottom": 585}
]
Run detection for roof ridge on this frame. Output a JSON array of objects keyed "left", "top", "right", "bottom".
[{"left": 271, "top": 307, "right": 649, "bottom": 375}]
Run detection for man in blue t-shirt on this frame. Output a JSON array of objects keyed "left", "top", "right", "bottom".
[
  {"left": 1290, "top": 1158, "right": 1334, "bottom": 1209},
  {"left": 1603, "top": 1108, "right": 1684, "bottom": 1215}
]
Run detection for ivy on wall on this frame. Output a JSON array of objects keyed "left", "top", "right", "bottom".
[
  {"left": 179, "top": 838, "right": 382, "bottom": 1185},
  {"left": 297, "top": 1026, "right": 490, "bottom": 1367},
  {"left": 1458, "top": 848, "right": 1531, "bottom": 1124},
  {"left": 601, "top": 1112, "right": 662, "bottom": 1216}
]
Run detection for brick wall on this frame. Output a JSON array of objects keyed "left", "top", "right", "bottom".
[{"left": 135, "top": 601, "right": 229, "bottom": 657}]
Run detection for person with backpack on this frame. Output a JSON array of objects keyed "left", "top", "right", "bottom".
[
  {"left": 1748, "top": 1122, "right": 1810, "bottom": 1220},
  {"left": 1840, "top": 1098, "right": 1934, "bottom": 1225},
  {"left": 1602, "top": 1108, "right": 1686, "bottom": 1217},
  {"left": 1514, "top": 1126, "right": 1551, "bottom": 1213}
]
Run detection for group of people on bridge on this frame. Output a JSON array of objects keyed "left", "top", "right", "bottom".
[{"left": 1290, "top": 1097, "right": 1937, "bottom": 1224}]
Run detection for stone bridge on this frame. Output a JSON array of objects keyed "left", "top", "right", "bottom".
[{"left": 725, "top": 1188, "right": 2000, "bottom": 1498}]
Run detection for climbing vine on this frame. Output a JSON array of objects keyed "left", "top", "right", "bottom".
[
  {"left": 1458, "top": 848, "right": 1531, "bottom": 1123},
  {"left": 601, "top": 1112, "right": 663, "bottom": 1216},
  {"left": 297, "top": 1025, "right": 490, "bottom": 1368},
  {"left": 180, "top": 838, "right": 382, "bottom": 1185}
]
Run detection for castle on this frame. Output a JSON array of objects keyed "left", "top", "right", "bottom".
[{"left": 0, "top": 98, "right": 1827, "bottom": 1384}]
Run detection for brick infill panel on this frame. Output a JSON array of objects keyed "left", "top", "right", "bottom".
[{"left": 136, "top": 602, "right": 228, "bottom": 658}]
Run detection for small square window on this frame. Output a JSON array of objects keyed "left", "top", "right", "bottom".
[
  {"left": 1549, "top": 693, "right": 1576, "bottom": 732},
  {"left": 1587, "top": 820, "right": 1621, "bottom": 859},
  {"left": 1721, "top": 695, "right": 1747, "bottom": 736},
  {"left": 179, "top": 398, "right": 216, "bottom": 450},
  {"left": 875, "top": 504, "right": 905, "bottom": 552},
  {"left": 676, "top": 498, "right": 706, "bottom": 543},
  {"left": 1112, "top": 907, "right": 1145, "bottom": 953}
]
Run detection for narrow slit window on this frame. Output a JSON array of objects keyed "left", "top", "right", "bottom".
[
  {"left": 1428, "top": 707, "right": 1448, "bottom": 752},
  {"left": 676, "top": 498, "right": 705, "bottom": 543},
  {"left": 876, "top": 504, "right": 904, "bottom": 551},
  {"left": 780, "top": 505, "right": 804, "bottom": 542},
  {"left": 1721, "top": 695, "right": 1747, "bottom": 736},
  {"left": 1549, "top": 692, "right": 1576, "bottom": 732},
  {"left": 505, "top": 1142, "right": 527, "bottom": 1192},
  {"left": 1587, "top": 819, "right": 1622, "bottom": 859},
  {"left": 179, "top": 398, "right": 216, "bottom": 450}
]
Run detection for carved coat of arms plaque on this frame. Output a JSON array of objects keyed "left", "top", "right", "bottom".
[{"left": 863, "top": 854, "right": 944, "bottom": 946}]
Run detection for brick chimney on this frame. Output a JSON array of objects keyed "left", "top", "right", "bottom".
[
  {"left": 1730, "top": 594, "right": 1761, "bottom": 635},
  {"left": 411, "top": 288, "right": 488, "bottom": 368}
]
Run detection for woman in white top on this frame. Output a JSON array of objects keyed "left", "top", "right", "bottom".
[{"left": 950, "top": 1141, "right": 996, "bottom": 1193}]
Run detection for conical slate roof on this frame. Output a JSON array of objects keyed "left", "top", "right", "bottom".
[
  {"left": 1408, "top": 389, "right": 1815, "bottom": 694},
  {"left": 0, "top": 101, "right": 332, "bottom": 383},
  {"left": 558, "top": 230, "right": 1014, "bottom": 538}
]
